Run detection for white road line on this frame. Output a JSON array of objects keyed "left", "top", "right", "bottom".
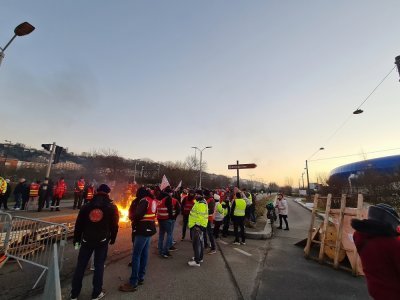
[
  {"left": 233, "top": 248, "right": 252, "bottom": 257},
  {"left": 219, "top": 240, "right": 228, "bottom": 245}
]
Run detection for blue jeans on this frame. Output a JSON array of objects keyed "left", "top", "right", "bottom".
[
  {"left": 130, "top": 235, "right": 151, "bottom": 286},
  {"left": 71, "top": 242, "right": 108, "bottom": 298},
  {"left": 158, "top": 219, "right": 173, "bottom": 255}
]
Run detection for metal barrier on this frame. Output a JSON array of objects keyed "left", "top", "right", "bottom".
[
  {"left": 1, "top": 216, "right": 68, "bottom": 288},
  {"left": 0, "top": 212, "right": 13, "bottom": 265},
  {"left": 42, "top": 243, "right": 62, "bottom": 300}
]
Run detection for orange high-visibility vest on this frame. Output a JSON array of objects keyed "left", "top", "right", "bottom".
[{"left": 29, "top": 183, "right": 40, "bottom": 197}]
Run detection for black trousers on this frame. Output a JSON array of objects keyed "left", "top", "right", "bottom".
[
  {"left": 181, "top": 215, "right": 192, "bottom": 240},
  {"left": 0, "top": 195, "right": 9, "bottom": 209},
  {"left": 278, "top": 214, "right": 289, "bottom": 229},
  {"left": 213, "top": 220, "right": 223, "bottom": 238},
  {"left": 233, "top": 216, "right": 245, "bottom": 243},
  {"left": 74, "top": 192, "right": 84, "bottom": 209},
  {"left": 51, "top": 196, "right": 62, "bottom": 209},
  {"left": 222, "top": 215, "right": 230, "bottom": 237}
]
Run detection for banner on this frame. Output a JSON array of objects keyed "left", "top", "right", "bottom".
[{"left": 174, "top": 180, "right": 182, "bottom": 192}]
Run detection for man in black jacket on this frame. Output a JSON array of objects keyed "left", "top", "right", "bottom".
[
  {"left": 71, "top": 184, "right": 119, "bottom": 300},
  {"left": 119, "top": 187, "right": 157, "bottom": 292}
]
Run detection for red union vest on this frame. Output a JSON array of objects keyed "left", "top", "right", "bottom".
[
  {"left": 141, "top": 197, "right": 157, "bottom": 222},
  {"left": 183, "top": 199, "right": 195, "bottom": 215},
  {"left": 157, "top": 197, "right": 177, "bottom": 220},
  {"left": 86, "top": 186, "right": 94, "bottom": 200},
  {"left": 75, "top": 179, "right": 85, "bottom": 192},
  {"left": 29, "top": 183, "right": 40, "bottom": 197}
]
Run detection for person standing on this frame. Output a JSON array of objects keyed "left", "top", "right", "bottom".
[
  {"left": 25, "top": 180, "right": 40, "bottom": 211},
  {"left": 188, "top": 190, "right": 208, "bottom": 267},
  {"left": 119, "top": 187, "right": 157, "bottom": 292},
  {"left": 0, "top": 178, "right": 11, "bottom": 210},
  {"left": 83, "top": 182, "right": 95, "bottom": 205},
  {"left": 231, "top": 192, "right": 246, "bottom": 245},
  {"left": 51, "top": 177, "right": 67, "bottom": 211},
  {"left": 222, "top": 191, "right": 231, "bottom": 237},
  {"left": 276, "top": 193, "right": 289, "bottom": 230},
  {"left": 203, "top": 190, "right": 217, "bottom": 254},
  {"left": 351, "top": 203, "right": 400, "bottom": 299},
  {"left": 38, "top": 179, "right": 51, "bottom": 212},
  {"left": 13, "top": 178, "right": 25, "bottom": 210},
  {"left": 74, "top": 176, "right": 85, "bottom": 210},
  {"left": 71, "top": 184, "right": 119, "bottom": 300},
  {"left": 156, "top": 189, "right": 177, "bottom": 258},
  {"left": 181, "top": 190, "right": 196, "bottom": 241},
  {"left": 213, "top": 194, "right": 226, "bottom": 239}
]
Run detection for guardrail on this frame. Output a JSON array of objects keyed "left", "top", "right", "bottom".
[{"left": 0, "top": 214, "right": 68, "bottom": 289}]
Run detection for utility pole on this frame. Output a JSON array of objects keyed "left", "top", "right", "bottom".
[
  {"left": 45, "top": 142, "right": 56, "bottom": 178},
  {"left": 141, "top": 166, "right": 144, "bottom": 177}
]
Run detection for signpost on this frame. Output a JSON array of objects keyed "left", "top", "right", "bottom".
[{"left": 228, "top": 161, "right": 257, "bottom": 188}]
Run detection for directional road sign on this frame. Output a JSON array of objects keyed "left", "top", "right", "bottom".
[{"left": 228, "top": 163, "right": 257, "bottom": 170}]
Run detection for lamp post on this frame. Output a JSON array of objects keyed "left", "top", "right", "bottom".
[
  {"left": 192, "top": 146, "right": 212, "bottom": 189},
  {"left": 0, "top": 22, "right": 35, "bottom": 67},
  {"left": 305, "top": 147, "right": 324, "bottom": 196}
]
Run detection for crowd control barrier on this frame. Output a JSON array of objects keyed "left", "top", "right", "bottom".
[
  {"left": 0, "top": 212, "right": 13, "bottom": 264},
  {"left": 0, "top": 215, "right": 68, "bottom": 289},
  {"left": 42, "top": 243, "right": 62, "bottom": 300}
]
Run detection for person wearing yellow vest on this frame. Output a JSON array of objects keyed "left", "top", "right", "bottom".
[
  {"left": 231, "top": 192, "right": 247, "bottom": 245},
  {"left": 213, "top": 194, "right": 227, "bottom": 239},
  {"left": 188, "top": 190, "right": 209, "bottom": 267},
  {"left": 0, "top": 177, "right": 10, "bottom": 210}
]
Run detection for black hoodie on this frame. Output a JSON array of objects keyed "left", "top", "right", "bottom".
[{"left": 73, "top": 192, "right": 119, "bottom": 246}]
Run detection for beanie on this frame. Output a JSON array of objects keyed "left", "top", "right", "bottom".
[
  {"left": 97, "top": 184, "right": 111, "bottom": 194},
  {"left": 368, "top": 203, "right": 400, "bottom": 234}
]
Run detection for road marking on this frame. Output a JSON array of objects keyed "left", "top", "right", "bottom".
[
  {"left": 234, "top": 248, "right": 252, "bottom": 257},
  {"left": 219, "top": 240, "right": 228, "bottom": 245}
]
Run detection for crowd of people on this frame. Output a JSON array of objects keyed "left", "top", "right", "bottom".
[{"left": 70, "top": 183, "right": 258, "bottom": 299}]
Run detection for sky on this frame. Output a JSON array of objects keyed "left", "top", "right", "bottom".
[{"left": 1, "top": 1, "right": 400, "bottom": 186}]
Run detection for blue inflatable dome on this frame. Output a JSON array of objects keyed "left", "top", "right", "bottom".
[{"left": 329, "top": 155, "right": 400, "bottom": 179}]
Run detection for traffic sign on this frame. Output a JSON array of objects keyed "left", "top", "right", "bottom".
[{"left": 228, "top": 163, "right": 257, "bottom": 170}]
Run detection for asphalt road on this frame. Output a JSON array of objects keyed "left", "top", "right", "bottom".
[{"left": 254, "top": 198, "right": 371, "bottom": 300}]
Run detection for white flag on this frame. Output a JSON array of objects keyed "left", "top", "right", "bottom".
[
  {"left": 174, "top": 180, "right": 182, "bottom": 192},
  {"left": 160, "top": 175, "right": 170, "bottom": 191}
]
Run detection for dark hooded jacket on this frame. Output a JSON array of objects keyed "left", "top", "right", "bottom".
[
  {"left": 352, "top": 219, "right": 400, "bottom": 299},
  {"left": 73, "top": 192, "right": 119, "bottom": 246}
]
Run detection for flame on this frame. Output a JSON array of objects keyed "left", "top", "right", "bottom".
[{"left": 116, "top": 201, "right": 131, "bottom": 223}]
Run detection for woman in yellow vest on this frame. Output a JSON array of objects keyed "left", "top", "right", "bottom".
[
  {"left": 188, "top": 190, "right": 208, "bottom": 267},
  {"left": 231, "top": 192, "right": 247, "bottom": 245}
]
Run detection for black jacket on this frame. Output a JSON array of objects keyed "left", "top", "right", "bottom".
[
  {"left": 73, "top": 192, "right": 119, "bottom": 246},
  {"left": 129, "top": 197, "right": 157, "bottom": 237}
]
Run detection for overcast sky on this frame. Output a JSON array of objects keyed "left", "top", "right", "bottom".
[{"left": 1, "top": 1, "right": 400, "bottom": 186}]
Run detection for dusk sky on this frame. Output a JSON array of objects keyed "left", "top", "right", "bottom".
[{"left": 1, "top": 1, "right": 400, "bottom": 186}]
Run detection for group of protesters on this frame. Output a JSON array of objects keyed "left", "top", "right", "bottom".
[{"left": 69, "top": 182, "right": 257, "bottom": 299}]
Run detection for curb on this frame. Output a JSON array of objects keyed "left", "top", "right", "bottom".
[{"left": 224, "top": 213, "right": 272, "bottom": 240}]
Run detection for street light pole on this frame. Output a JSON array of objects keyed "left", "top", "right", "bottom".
[
  {"left": 305, "top": 147, "right": 324, "bottom": 196},
  {"left": 192, "top": 146, "right": 212, "bottom": 189},
  {"left": 0, "top": 22, "right": 35, "bottom": 67}
]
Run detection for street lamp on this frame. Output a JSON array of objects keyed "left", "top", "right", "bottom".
[
  {"left": 0, "top": 22, "right": 35, "bottom": 66},
  {"left": 305, "top": 147, "right": 324, "bottom": 196},
  {"left": 191, "top": 146, "right": 212, "bottom": 189}
]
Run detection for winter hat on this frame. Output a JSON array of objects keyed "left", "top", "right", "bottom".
[
  {"left": 97, "top": 184, "right": 111, "bottom": 194},
  {"left": 368, "top": 203, "right": 400, "bottom": 234},
  {"left": 5, "top": 179, "right": 10, "bottom": 183},
  {"left": 214, "top": 194, "right": 221, "bottom": 201}
]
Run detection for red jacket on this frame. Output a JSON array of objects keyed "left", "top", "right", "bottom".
[
  {"left": 54, "top": 180, "right": 67, "bottom": 198},
  {"left": 353, "top": 231, "right": 400, "bottom": 300}
]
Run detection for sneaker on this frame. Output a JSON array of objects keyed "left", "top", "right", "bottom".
[
  {"left": 240, "top": 242, "right": 246, "bottom": 245},
  {"left": 119, "top": 283, "right": 138, "bottom": 292},
  {"left": 160, "top": 254, "right": 169, "bottom": 259},
  {"left": 233, "top": 241, "right": 240, "bottom": 245},
  {"left": 208, "top": 249, "right": 217, "bottom": 255},
  {"left": 138, "top": 279, "right": 144, "bottom": 285},
  {"left": 92, "top": 291, "right": 106, "bottom": 300},
  {"left": 284, "top": 228, "right": 289, "bottom": 231},
  {"left": 15, "top": 208, "right": 21, "bottom": 211},
  {"left": 191, "top": 257, "right": 204, "bottom": 263},
  {"left": 169, "top": 246, "right": 178, "bottom": 252},
  {"left": 188, "top": 260, "right": 201, "bottom": 267},
  {"left": 172, "top": 240, "right": 177, "bottom": 245},
  {"left": 276, "top": 226, "right": 282, "bottom": 229}
]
